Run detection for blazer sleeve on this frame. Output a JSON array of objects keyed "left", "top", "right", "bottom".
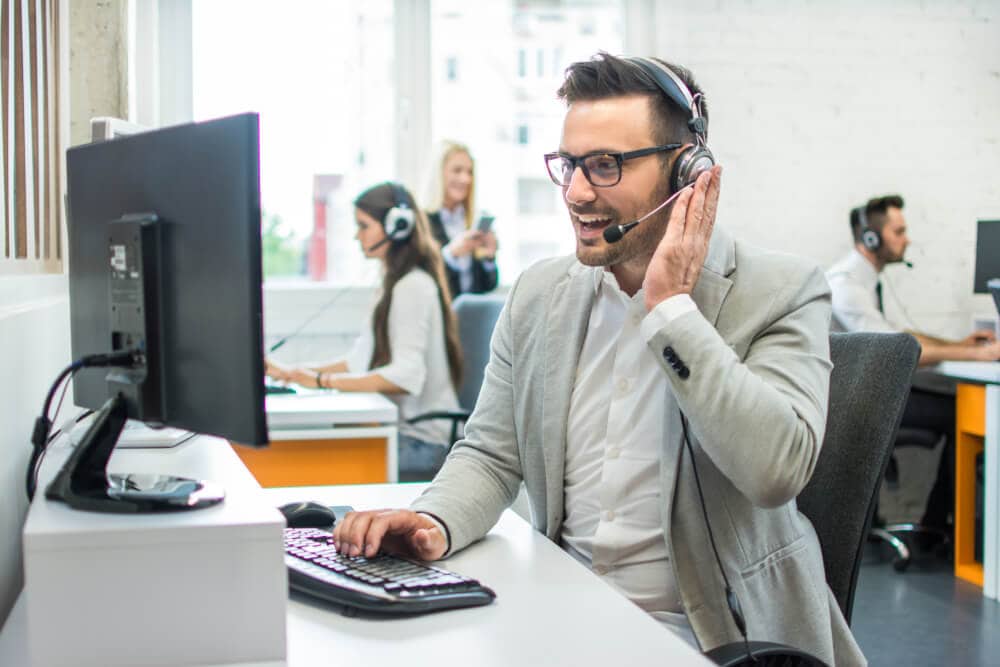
[
  {"left": 410, "top": 273, "right": 524, "bottom": 553},
  {"left": 644, "top": 265, "right": 833, "bottom": 508}
]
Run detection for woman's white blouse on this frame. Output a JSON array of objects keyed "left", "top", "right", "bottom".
[{"left": 345, "top": 269, "right": 460, "bottom": 446}]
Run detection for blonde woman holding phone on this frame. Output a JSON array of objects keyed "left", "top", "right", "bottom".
[{"left": 424, "top": 141, "right": 499, "bottom": 298}]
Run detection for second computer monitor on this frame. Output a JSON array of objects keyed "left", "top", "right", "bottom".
[{"left": 974, "top": 219, "right": 1000, "bottom": 294}]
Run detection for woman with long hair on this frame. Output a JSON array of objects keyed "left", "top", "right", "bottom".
[
  {"left": 266, "top": 182, "right": 463, "bottom": 480},
  {"left": 423, "top": 140, "right": 498, "bottom": 298}
]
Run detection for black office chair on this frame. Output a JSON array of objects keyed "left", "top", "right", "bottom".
[
  {"left": 706, "top": 332, "right": 920, "bottom": 666},
  {"left": 406, "top": 293, "right": 506, "bottom": 448}
]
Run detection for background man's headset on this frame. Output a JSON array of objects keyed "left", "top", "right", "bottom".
[
  {"left": 368, "top": 182, "right": 416, "bottom": 252},
  {"left": 624, "top": 58, "right": 829, "bottom": 667},
  {"left": 603, "top": 58, "right": 716, "bottom": 244},
  {"left": 854, "top": 204, "right": 881, "bottom": 251}
]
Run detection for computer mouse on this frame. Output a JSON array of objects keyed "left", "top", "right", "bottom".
[{"left": 278, "top": 501, "right": 338, "bottom": 529}]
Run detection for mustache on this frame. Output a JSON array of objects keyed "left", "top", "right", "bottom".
[{"left": 569, "top": 205, "right": 617, "bottom": 218}]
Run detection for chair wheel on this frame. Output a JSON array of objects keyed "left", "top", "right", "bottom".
[{"left": 892, "top": 557, "right": 910, "bottom": 572}]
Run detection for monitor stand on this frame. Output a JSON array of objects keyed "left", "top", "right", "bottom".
[{"left": 45, "top": 395, "right": 225, "bottom": 513}]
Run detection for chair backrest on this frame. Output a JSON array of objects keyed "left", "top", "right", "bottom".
[
  {"left": 796, "top": 332, "right": 920, "bottom": 625},
  {"left": 452, "top": 293, "right": 506, "bottom": 411}
]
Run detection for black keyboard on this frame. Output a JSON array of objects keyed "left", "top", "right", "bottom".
[{"left": 284, "top": 527, "right": 496, "bottom": 614}]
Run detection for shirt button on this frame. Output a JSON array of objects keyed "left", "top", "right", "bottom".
[
  {"left": 593, "top": 564, "right": 608, "bottom": 575},
  {"left": 616, "top": 378, "right": 629, "bottom": 393},
  {"left": 604, "top": 510, "right": 616, "bottom": 522},
  {"left": 606, "top": 447, "right": 620, "bottom": 460},
  {"left": 631, "top": 313, "right": 642, "bottom": 326}
]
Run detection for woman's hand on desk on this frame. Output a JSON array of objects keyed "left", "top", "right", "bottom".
[
  {"left": 333, "top": 509, "right": 447, "bottom": 561},
  {"left": 264, "top": 358, "right": 292, "bottom": 383}
]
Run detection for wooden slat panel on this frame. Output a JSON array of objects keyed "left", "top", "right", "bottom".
[
  {"left": 41, "top": 0, "right": 48, "bottom": 258},
  {"left": 13, "top": 0, "right": 26, "bottom": 258},
  {"left": 28, "top": 0, "right": 38, "bottom": 258},
  {"left": 49, "top": 0, "right": 57, "bottom": 260},
  {"left": 2, "top": 1, "right": 9, "bottom": 258}
]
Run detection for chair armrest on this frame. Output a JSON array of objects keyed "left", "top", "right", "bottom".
[{"left": 405, "top": 410, "right": 471, "bottom": 425}]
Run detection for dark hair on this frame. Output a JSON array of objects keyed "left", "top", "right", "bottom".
[
  {"left": 354, "top": 182, "right": 463, "bottom": 390},
  {"left": 556, "top": 52, "right": 707, "bottom": 154},
  {"left": 849, "top": 194, "right": 905, "bottom": 243}
]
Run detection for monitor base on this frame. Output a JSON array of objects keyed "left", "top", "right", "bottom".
[{"left": 45, "top": 394, "right": 224, "bottom": 513}]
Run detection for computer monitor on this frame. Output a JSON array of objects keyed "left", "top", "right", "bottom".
[
  {"left": 54, "top": 112, "right": 267, "bottom": 513},
  {"left": 973, "top": 219, "right": 1000, "bottom": 293}
]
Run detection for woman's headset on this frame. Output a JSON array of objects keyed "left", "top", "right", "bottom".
[
  {"left": 627, "top": 56, "right": 716, "bottom": 193},
  {"left": 383, "top": 183, "right": 416, "bottom": 243}
]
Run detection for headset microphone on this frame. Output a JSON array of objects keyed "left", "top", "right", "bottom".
[
  {"left": 602, "top": 182, "right": 696, "bottom": 244},
  {"left": 368, "top": 217, "right": 410, "bottom": 252},
  {"left": 367, "top": 237, "right": 391, "bottom": 252},
  {"left": 904, "top": 260, "right": 914, "bottom": 269}
]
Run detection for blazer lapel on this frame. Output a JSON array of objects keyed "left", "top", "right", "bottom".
[{"left": 540, "top": 264, "right": 594, "bottom": 540}]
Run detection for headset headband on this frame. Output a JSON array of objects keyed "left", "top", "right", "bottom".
[{"left": 628, "top": 56, "right": 707, "bottom": 140}]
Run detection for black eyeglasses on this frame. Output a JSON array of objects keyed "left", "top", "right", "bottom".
[{"left": 543, "top": 144, "right": 682, "bottom": 187}]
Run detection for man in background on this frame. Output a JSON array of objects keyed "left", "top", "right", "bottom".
[{"left": 827, "top": 194, "right": 1000, "bottom": 536}]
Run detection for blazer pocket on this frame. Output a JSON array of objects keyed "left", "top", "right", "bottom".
[{"left": 739, "top": 536, "right": 808, "bottom": 580}]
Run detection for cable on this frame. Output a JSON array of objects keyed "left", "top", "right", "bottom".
[
  {"left": 26, "top": 350, "right": 140, "bottom": 501},
  {"left": 680, "top": 413, "right": 757, "bottom": 664}
]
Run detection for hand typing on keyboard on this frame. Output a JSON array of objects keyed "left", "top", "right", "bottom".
[{"left": 333, "top": 509, "right": 448, "bottom": 561}]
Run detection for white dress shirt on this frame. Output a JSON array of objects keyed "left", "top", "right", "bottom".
[
  {"left": 826, "top": 249, "right": 898, "bottom": 333},
  {"left": 345, "top": 269, "right": 460, "bottom": 445},
  {"left": 561, "top": 263, "right": 697, "bottom": 644}
]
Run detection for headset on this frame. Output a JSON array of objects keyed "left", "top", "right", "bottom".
[
  {"left": 854, "top": 204, "right": 881, "bottom": 251},
  {"left": 627, "top": 56, "right": 716, "bottom": 193},
  {"left": 383, "top": 182, "right": 416, "bottom": 243}
]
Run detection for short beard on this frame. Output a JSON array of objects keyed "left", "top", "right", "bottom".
[{"left": 575, "top": 183, "right": 673, "bottom": 268}]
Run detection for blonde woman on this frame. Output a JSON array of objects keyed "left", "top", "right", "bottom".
[
  {"left": 424, "top": 141, "right": 498, "bottom": 298},
  {"left": 266, "top": 182, "right": 463, "bottom": 480}
]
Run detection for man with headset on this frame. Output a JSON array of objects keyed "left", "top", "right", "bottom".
[
  {"left": 335, "top": 53, "right": 864, "bottom": 665},
  {"left": 827, "top": 195, "right": 1000, "bottom": 539}
]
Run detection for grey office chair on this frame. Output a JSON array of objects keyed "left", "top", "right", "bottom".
[
  {"left": 407, "top": 293, "right": 506, "bottom": 447},
  {"left": 706, "top": 332, "right": 920, "bottom": 666}
]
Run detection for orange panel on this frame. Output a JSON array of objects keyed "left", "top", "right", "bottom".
[
  {"left": 954, "top": 382, "right": 986, "bottom": 585},
  {"left": 231, "top": 437, "right": 387, "bottom": 487},
  {"left": 956, "top": 383, "right": 986, "bottom": 437}
]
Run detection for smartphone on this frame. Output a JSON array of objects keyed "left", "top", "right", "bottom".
[{"left": 476, "top": 214, "right": 495, "bottom": 234}]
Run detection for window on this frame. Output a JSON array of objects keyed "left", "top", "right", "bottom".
[
  {"left": 191, "top": 0, "right": 396, "bottom": 285},
  {"left": 430, "top": 0, "right": 623, "bottom": 283}
]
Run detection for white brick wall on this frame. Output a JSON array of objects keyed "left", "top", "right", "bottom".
[{"left": 642, "top": 0, "right": 1000, "bottom": 337}]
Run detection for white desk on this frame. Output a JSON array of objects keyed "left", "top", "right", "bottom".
[
  {"left": 1, "top": 480, "right": 711, "bottom": 666},
  {"left": 234, "top": 392, "right": 399, "bottom": 485},
  {"left": 937, "top": 361, "right": 1000, "bottom": 598}
]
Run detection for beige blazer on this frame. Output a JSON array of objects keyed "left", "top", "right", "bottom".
[{"left": 412, "top": 226, "right": 866, "bottom": 666}]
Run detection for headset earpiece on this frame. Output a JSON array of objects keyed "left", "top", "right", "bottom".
[
  {"left": 383, "top": 183, "right": 415, "bottom": 243},
  {"left": 856, "top": 205, "right": 881, "bottom": 251},
  {"left": 670, "top": 144, "right": 715, "bottom": 191}
]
